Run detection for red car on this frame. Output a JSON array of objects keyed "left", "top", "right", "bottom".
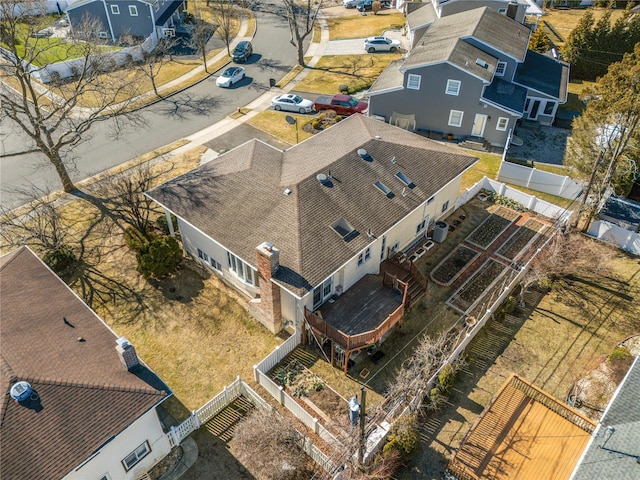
[{"left": 313, "top": 94, "right": 368, "bottom": 116}]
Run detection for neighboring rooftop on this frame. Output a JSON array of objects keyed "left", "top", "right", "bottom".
[
  {"left": 0, "top": 247, "right": 170, "bottom": 479},
  {"left": 406, "top": 2, "right": 437, "bottom": 30},
  {"left": 448, "top": 374, "right": 596, "bottom": 480},
  {"left": 599, "top": 195, "right": 640, "bottom": 230},
  {"left": 146, "top": 114, "right": 477, "bottom": 296},
  {"left": 570, "top": 355, "right": 640, "bottom": 480}
]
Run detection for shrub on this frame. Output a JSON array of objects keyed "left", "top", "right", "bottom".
[
  {"left": 156, "top": 214, "right": 178, "bottom": 236},
  {"left": 339, "top": 83, "right": 349, "bottom": 93},
  {"left": 311, "top": 119, "right": 320, "bottom": 130},
  {"left": 136, "top": 236, "right": 183, "bottom": 279},
  {"left": 609, "top": 346, "right": 631, "bottom": 362},
  {"left": 124, "top": 226, "right": 148, "bottom": 251},
  {"left": 438, "top": 364, "right": 455, "bottom": 394},
  {"left": 43, "top": 245, "right": 77, "bottom": 276},
  {"left": 382, "top": 414, "right": 419, "bottom": 461}
]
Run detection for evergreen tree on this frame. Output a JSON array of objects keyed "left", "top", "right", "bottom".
[
  {"left": 136, "top": 236, "right": 183, "bottom": 279},
  {"left": 529, "top": 26, "right": 551, "bottom": 53}
]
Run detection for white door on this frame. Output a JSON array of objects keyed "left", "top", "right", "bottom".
[{"left": 471, "top": 114, "right": 488, "bottom": 137}]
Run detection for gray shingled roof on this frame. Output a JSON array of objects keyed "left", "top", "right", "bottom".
[
  {"left": 482, "top": 77, "right": 528, "bottom": 113},
  {"left": 572, "top": 355, "right": 640, "bottom": 479},
  {"left": 514, "top": 50, "right": 570, "bottom": 101},
  {"left": 147, "top": 115, "right": 477, "bottom": 296},
  {"left": 404, "top": 7, "right": 529, "bottom": 73},
  {"left": 368, "top": 58, "right": 405, "bottom": 94},
  {"left": 0, "top": 247, "right": 170, "bottom": 479},
  {"left": 406, "top": 2, "right": 437, "bottom": 30}
]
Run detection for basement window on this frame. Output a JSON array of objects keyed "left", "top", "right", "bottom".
[
  {"left": 374, "top": 181, "right": 395, "bottom": 199},
  {"left": 332, "top": 218, "right": 359, "bottom": 242},
  {"left": 395, "top": 171, "right": 415, "bottom": 189}
]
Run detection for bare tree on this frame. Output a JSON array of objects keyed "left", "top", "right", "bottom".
[
  {"left": 283, "top": 0, "right": 322, "bottom": 67},
  {"left": 188, "top": 3, "right": 217, "bottom": 72},
  {"left": 210, "top": 0, "right": 238, "bottom": 56},
  {"left": 0, "top": 0, "right": 147, "bottom": 193},
  {"left": 138, "top": 38, "right": 178, "bottom": 97},
  {"left": 233, "top": 408, "right": 315, "bottom": 480}
]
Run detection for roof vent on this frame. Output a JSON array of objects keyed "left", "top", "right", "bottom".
[
  {"left": 10, "top": 381, "right": 33, "bottom": 402},
  {"left": 284, "top": 188, "right": 292, "bottom": 195},
  {"left": 357, "top": 149, "right": 373, "bottom": 162},
  {"left": 316, "top": 173, "right": 332, "bottom": 187},
  {"left": 375, "top": 135, "right": 382, "bottom": 139},
  {"left": 476, "top": 58, "right": 489, "bottom": 69}
]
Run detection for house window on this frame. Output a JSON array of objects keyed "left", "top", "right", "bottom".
[
  {"left": 495, "top": 61, "right": 507, "bottom": 77},
  {"left": 129, "top": 5, "right": 138, "bottom": 16},
  {"left": 543, "top": 101, "right": 556, "bottom": 115},
  {"left": 427, "top": 195, "right": 435, "bottom": 204},
  {"left": 197, "top": 248, "right": 208, "bottom": 262},
  {"left": 98, "top": 475, "right": 111, "bottom": 480},
  {"left": 210, "top": 259, "right": 221, "bottom": 271},
  {"left": 498, "top": 8, "right": 506, "bottom": 14},
  {"left": 98, "top": 31, "right": 109, "bottom": 39},
  {"left": 448, "top": 110, "right": 464, "bottom": 127},
  {"left": 313, "top": 277, "right": 333, "bottom": 309},
  {"left": 416, "top": 218, "right": 427, "bottom": 234},
  {"left": 358, "top": 247, "right": 372, "bottom": 266},
  {"left": 110, "top": 4, "right": 120, "bottom": 14},
  {"left": 441, "top": 201, "right": 449, "bottom": 213},
  {"left": 407, "top": 74, "right": 421, "bottom": 90},
  {"left": 227, "top": 252, "right": 257, "bottom": 286},
  {"left": 496, "top": 117, "right": 509, "bottom": 131},
  {"left": 122, "top": 442, "right": 150, "bottom": 471},
  {"left": 446, "top": 79, "right": 461, "bottom": 96},
  {"left": 380, "top": 235, "right": 386, "bottom": 260}
]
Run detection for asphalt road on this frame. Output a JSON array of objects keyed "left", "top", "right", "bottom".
[{"left": 0, "top": 1, "right": 304, "bottom": 209}]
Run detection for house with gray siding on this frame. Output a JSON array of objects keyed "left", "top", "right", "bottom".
[
  {"left": 67, "top": 0, "right": 186, "bottom": 43},
  {"left": 146, "top": 114, "right": 477, "bottom": 338},
  {"left": 368, "top": 7, "right": 568, "bottom": 149}
]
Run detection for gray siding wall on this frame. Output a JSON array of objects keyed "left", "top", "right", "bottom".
[
  {"left": 105, "top": 0, "right": 153, "bottom": 39},
  {"left": 410, "top": 25, "right": 430, "bottom": 49},
  {"left": 67, "top": 2, "right": 109, "bottom": 37},
  {"left": 368, "top": 63, "right": 514, "bottom": 146}
]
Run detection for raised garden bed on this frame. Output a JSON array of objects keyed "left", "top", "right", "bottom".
[
  {"left": 430, "top": 245, "right": 479, "bottom": 286},
  {"left": 466, "top": 206, "right": 520, "bottom": 250},
  {"left": 496, "top": 218, "right": 549, "bottom": 262},
  {"left": 447, "top": 259, "right": 509, "bottom": 313}
]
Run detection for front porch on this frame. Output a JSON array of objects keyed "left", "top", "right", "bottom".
[{"left": 304, "top": 273, "right": 408, "bottom": 373}]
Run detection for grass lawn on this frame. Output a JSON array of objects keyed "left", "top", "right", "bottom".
[
  {"left": 542, "top": 7, "right": 627, "bottom": 48},
  {"left": 295, "top": 54, "right": 399, "bottom": 94},
  {"left": 246, "top": 111, "right": 315, "bottom": 145},
  {"left": 561, "top": 79, "right": 596, "bottom": 112},
  {"left": 326, "top": 11, "right": 406, "bottom": 40}
]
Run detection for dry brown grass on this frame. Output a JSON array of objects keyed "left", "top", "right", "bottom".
[
  {"left": 246, "top": 110, "right": 315, "bottom": 145},
  {"left": 325, "top": 10, "right": 405, "bottom": 40},
  {"left": 295, "top": 53, "right": 399, "bottom": 94},
  {"left": 543, "top": 7, "right": 627, "bottom": 48}
]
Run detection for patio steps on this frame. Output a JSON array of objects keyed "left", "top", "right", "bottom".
[
  {"left": 400, "top": 271, "right": 428, "bottom": 308},
  {"left": 459, "top": 137, "right": 492, "bottom": 152}
]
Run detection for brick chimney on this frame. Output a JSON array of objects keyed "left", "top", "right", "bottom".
[
  {"left": 116, "top": 337, "right": 140, "bottom": 371},
  {"left": 253, "top": 242, "right": 282, "bottom": 333}
]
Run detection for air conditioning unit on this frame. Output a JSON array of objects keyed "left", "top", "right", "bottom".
[
  {"left": 433, "top": 221, "right": 449, "bottom": 243},
  {"left": 163, "top": 28, "right": 175, "bottom": 38}
]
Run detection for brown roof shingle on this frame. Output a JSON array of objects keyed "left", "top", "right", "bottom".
[
  {"left": 147, "top": 114, "right": 477, "bottom": 296},
  {"left": 0, "top": 247, "right": 169, "bottom": 479}
]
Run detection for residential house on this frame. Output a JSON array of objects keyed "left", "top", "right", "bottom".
[
  {"left": 0, "top": 247, "right": 172, "bottom": 480},
  {"left": 368, "top": 7, "right": 569, "bottom": 149},
  {"left": 598, "top": 195, "right": 640, "bottom": 233},
  {"left": 66, "top": 0, "right": 186, "bottom": 43},
  {"left": 146, "top": 114, "right": 477, "bottom": 368},
  {"left": 570, "top": 355, "right": 640, "bottom": 479},
  {"left": 447, "top": 374, "right": 597, "bottom": 480},
  {"left": 403, "top": 0, "right": 531, "bottom": 48}
]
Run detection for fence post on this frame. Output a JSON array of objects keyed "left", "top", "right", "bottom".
[
  {"left": 168, "top": 426, "right": 179, "bottom": 447},
  {"left": 192, "top": 410, "right": 201, "bottom": 429},
  {"left": 279, "top": 385, "right": 285, "bottom": 405},
  {"left": 253, "top": 364, "right": 259, "bottom": 383},
  {"left": 305, "top": 437, "right": 312, "bottom": 455},
  {"left": 224, "top": 385, "right": 229, "bottom": 403},
  {"left": 313, "top": 417, "right": 319, "bottom": 435}
]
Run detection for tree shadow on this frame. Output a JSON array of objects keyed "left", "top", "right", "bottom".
[
  {"left": 155, "top": 93, "right": 220, "bottom": 120},
  {"left": 148, "top": 260, "right": 209, "bottom": 304}
]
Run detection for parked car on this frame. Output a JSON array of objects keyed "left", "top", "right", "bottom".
[
  {"left": 271, "top": 94, "right": 314, "bottom": 113},
  {"left": 356, "top": 0, "right": 390, "bottom": 11},
  {"left": 232, "top": 41, "right": 253, "bottom": 63},
  {"left": 364, "top": 36, "right": 401, "bottom": 53},
  {"left": 312, "top": 94, "right": 368, "bottom": 116},
  {"left": 343, "top": 0, "right": 360, "bottom": 7},
  {"left": 30, "top": 28, "right": 53, "bottom": 38},
  {"left": 216, "top": 66, "right": 245, "bottom": 88}
]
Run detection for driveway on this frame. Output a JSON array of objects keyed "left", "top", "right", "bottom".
[{"left": 323, "top": 29, "right": 406, "bottom": 55}]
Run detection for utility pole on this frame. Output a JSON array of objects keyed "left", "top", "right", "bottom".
[{"left": 358, "top": 386, "right": 366, "bottom": 464}]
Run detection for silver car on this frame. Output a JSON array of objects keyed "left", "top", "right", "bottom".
[
  {"left": 364, "top": 36, "right": 401, "bottom": 53},
  {"left": 271, "top": 94, "right": 314, "bottom": 114}
]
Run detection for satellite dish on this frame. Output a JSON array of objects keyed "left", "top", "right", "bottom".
[{"left": 285, "top": 115, "right": 296, "bottom": 125}]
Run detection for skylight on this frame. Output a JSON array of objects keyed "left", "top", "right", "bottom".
[
  {"left": 374, "top": 181, "right": 395, "bottom": 199},
  {"left": 395, "top": 171, "right": 416, "bottom": 189},
  {"left": 331, "top": 218, "right": 359, "bottom": 242}
]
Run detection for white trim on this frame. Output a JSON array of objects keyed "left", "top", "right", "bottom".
[
  {"left": 448, "top": 109, "right": 464, "bottom": 127},
  {"left": 407, "top": 73, "right": 421, "bottom": 90},
  {"left": 471, "top": 113, "right": 488, "bottom": 137},
  {"left": 101, "top": 0, "right": 116, "bottom": 42},
  {"left": 122, "top": 441, "right": 150, "bottom": 471},
  {"left": 129, "top": 5, "right": 139, "bottom": 16},
  {"left": 110, "top": 4, "right": 120, "bottom": 14},
  {"left": 445, "top": 79, "right": 461, "bottom": 96},
  {"left": 402, "top": 61, "right": 492, "bottom": 85},
  {"left": 366, "top": 85, "right": 405, "bottom": 97}
]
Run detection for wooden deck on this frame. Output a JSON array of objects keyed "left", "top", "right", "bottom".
[
  {"left": 448, "top": 375, "right": 596, "bottom": 480},
  {"left": 318, "top": 274, "right": 403, "bottom": 336}
]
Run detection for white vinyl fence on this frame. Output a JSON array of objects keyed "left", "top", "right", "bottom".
[
  {"left": 588, "top": 220, "right": 640, "bottom": 256},
  {"left": 497, "top": 161, "right": 583, "bottom": 201}
]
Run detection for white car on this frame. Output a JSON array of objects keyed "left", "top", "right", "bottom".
[
  {"left": 364, "top": 36, "right": 401, "bottom": 53},
  {"left": 216, "top": 66, "right": 245, "bottom": 88},
  {"left": 271, "top": 94, "right": 314, "bottom": 114},
  {"left": 343, "top": 0, "right": 359, "bottom": 7}
]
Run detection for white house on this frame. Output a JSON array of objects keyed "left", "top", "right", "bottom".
[{"left": 0, "top": 247, "right": 173, "bottom": 480}]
